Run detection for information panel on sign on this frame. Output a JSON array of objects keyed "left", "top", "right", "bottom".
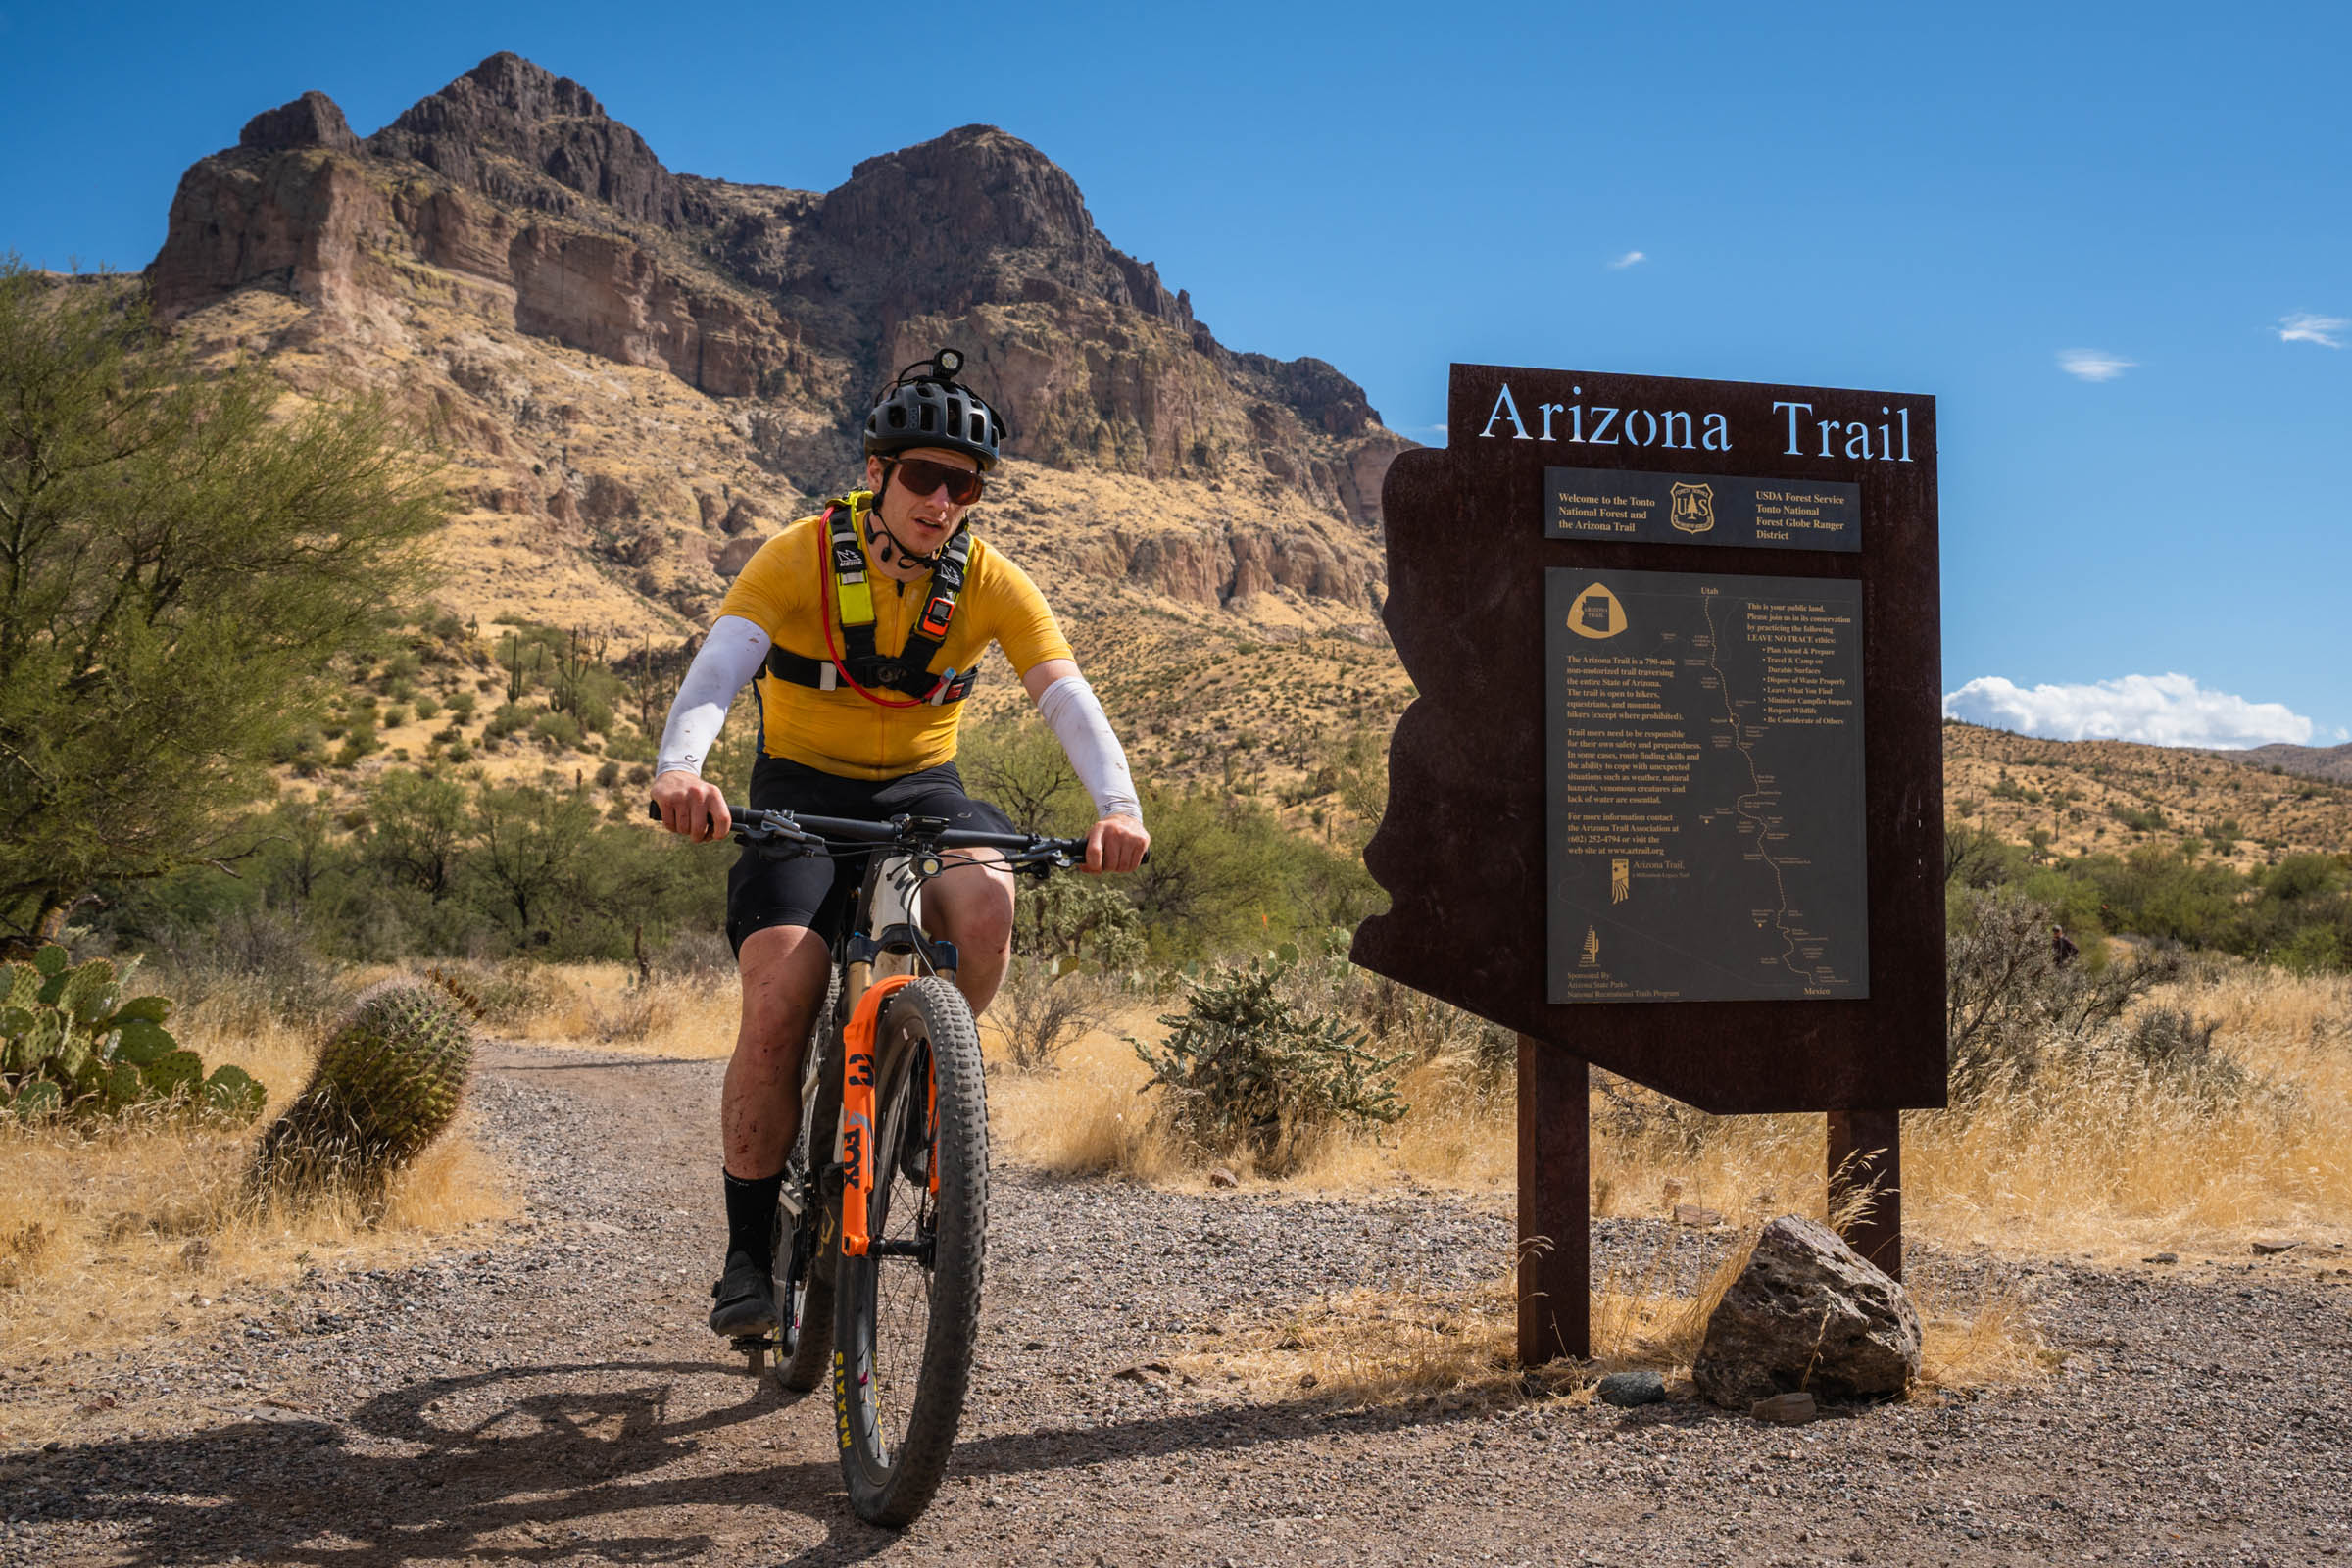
[
  {"left": 1546, "top": 468, "right": 1862, "bottom": 553},
  {"left": 1546, "top": 568, "right": 1869, "bottom": 1004}
]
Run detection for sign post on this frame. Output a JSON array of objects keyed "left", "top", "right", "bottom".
[{"left": 1354, "top": 364, "right": 1944, "bottom": 1360}]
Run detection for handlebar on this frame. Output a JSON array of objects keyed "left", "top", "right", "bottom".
[{"left": 646, "top": 801, "right": 1093, "bottom": 861}]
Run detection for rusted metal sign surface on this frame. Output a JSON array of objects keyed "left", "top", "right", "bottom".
[{"left": 1352, "top": 363, "right": 1945, "bottom": 1115}]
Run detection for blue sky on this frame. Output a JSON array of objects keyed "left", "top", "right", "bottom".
[{"left": 4, "top": 1, "right": 2346, "bottom": 747}]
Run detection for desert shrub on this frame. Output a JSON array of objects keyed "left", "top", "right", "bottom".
[
  {"left": 419, "top": 959, "right": 562, "bottom": 1026},
  {"left": 482, "top": 702, "right": 531, "bottom": 742},
  {"left": 1133, "top": 956, "right": 1410, "bottom": 1172},
  {"left": 1945, "top": 888, "right": 2180, "bottom": 1101},
  {"left": 2115, "top": 1003, "right": 2244, "bottom": 1098},
  {"left": 650, "top": 928, "right": 735, "bottom": 981},
  {"left": 530, "top": 710, "right": 584, "bottom": 751},
  {"left": 1124, "top": 786, "right": 1382, "bottom": 961},
  {"left": 957, "top": 712, "right": 1090, "bottom": 835},
  {"left": 1018, "top": 873, "right": 1147, "bottom": 970},
  {"left": 331, "top": 716, "right": 380, "bottom": 768},
  {"left": 997, "top": 956, "right": 1111, "bottom": 1072},
  {"left": 1591, "top": 1067, "right": 1723, "bottom": 1159},
  {"left": 1279, "top": 938, "right": 1517, "bottom": 1078},
  {"left": 157, "top": 905, "right": 347, "bottom": 1023}
]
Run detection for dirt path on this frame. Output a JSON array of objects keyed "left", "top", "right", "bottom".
[{"left": 5, "top": 1044, "right": 2351, "bottom": 1567}]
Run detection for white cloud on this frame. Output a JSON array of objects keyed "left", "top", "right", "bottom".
[
  {"left": 1942, "top": 673, "right": 2314, "bottom": 749},
  {"left": 2278, "top": 312, "right": 2347, "bottom": 348},
  {"left": 2057, "top": 349, "right": 2134, "bottom": 382},
  {"left": 1608, "top": 250, "right": 1646, "bottom": 270}
]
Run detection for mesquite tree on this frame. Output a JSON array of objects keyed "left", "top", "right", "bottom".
[{"left": 0, "top": 261, "right": 445, "bottom": 951}]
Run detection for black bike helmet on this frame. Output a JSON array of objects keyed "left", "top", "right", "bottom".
[{"left": 862, "top": 348, "right": 1007, "bottom": 471}]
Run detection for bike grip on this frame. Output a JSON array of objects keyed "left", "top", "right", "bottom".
[{"left": 645, "top": 798, "right": 731, "bottom": 836}]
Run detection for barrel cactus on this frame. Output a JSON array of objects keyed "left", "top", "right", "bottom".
[
  {"left": 250, "top": 978, "right": 475, "bottom": 1201},
  {"left": 0, "top": 947, "right": 263, "bottom": 1122}
]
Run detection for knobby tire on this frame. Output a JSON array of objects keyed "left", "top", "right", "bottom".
[
  {"left": 776, "top": 979, "right": 847, "bottom": 1393},
  {"left": 832, "top": 975, "right": 988, "bottom": 1527}
]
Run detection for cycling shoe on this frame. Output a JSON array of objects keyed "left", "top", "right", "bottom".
[{"left": 708, "top": 1250, "right": 778, "bottom": 1338}]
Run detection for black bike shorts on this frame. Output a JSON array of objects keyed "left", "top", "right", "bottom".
[{"left": 723, "top": 756, "right": 1017, "bottom": 955}]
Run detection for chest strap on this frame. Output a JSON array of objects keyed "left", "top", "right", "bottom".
[{"left": 763, "top": 497, "right": 980, "bottom": 705}]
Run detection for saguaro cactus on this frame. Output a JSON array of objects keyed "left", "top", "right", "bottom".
[{"left": 250, "top": 978, "right": 476, "bottom": 1202}]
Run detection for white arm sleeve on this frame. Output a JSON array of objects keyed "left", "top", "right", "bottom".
[
  {"left": 655, "top": 614, "right": 772, "bottom": 778},
  {"left": 1036, "top": 674, "right": 1142, "bottom": 822}
]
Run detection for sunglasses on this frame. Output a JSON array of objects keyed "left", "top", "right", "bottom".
[{"left": 890, "top": 458, "right": 985, "bottom": 507}]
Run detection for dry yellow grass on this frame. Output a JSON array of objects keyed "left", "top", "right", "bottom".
[
  {"left": 1173, "top": 1232, "right": 2044, "bottom": 1407},
  {"left": 987, "top": 967, "right": 2352, "bottom": 1266},
  {"left": 0, "top": 979, "right": 512, "bottom": 1368},
  {"left": 1601, "top": 966, "right": 2352, "bottom": 1262},
  {"left": 981, "top": 1007, "right": 1179, "bottom": 1182},
  {"left": 502, "top": 962, "right": 740, "bottom": 1059}
]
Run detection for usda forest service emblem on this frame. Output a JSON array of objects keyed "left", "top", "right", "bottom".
[{"left": 1669, "top": 482, "right": 1715, "bottom": 535}]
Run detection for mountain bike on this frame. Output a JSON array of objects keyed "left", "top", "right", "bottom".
[{"left": 665, "top": 802, "right": 1090, "bottom": 1526}]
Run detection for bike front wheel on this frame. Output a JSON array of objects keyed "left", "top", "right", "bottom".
[{"left": 832, "top": 975, "right": 988, "bottom": 1527}]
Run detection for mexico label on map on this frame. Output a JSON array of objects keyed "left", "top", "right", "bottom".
[
  {"left": 1545, "top": 467, "right": 1861, "bottom": 553},
  {"left": 1545, "top": 568, "right": 1869, "bottom": 1003}
]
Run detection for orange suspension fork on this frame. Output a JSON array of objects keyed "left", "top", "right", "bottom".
[{"left": 838, "top": 975, "right": 918, "bottom": 1257}]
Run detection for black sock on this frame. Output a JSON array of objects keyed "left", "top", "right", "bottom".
[{"left": 722, "top": 1167, "right": 784, "bottom": 1273}]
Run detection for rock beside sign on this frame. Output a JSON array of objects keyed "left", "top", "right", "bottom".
[{"left": 1692, "top": 1216, "right": 1920, "bottom": 1409}]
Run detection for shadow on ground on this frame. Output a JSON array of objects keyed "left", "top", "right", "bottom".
[{"left": 5, "top": 1355, "right": 1484, "bottom": 1566}]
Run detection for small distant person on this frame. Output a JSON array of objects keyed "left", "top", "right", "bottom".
[{"left": 2051, "top": 925, "right": 2080, "bottom": 967}]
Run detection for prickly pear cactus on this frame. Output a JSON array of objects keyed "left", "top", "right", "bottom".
[
  {"left": 249, "top": 979, "right": 475, "bottom": 1201},
  {"left": 0, "top": 947, "right": 261, "bottom": 1122}
]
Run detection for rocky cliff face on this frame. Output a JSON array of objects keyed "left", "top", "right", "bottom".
[{"left": 146, "top": 52, "right": 1408, "bottom": 637}]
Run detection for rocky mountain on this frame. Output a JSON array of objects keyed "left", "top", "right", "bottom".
[{"left": 146, "top": 53, "right": 1408, "bottom": 663}]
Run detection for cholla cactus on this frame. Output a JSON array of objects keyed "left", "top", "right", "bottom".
[
  {"left": 0, "top": 947, "right": 262, "bottom": 1122},
  {"left": 249, "top": 979, "right": 475, "bottom": 1202}
]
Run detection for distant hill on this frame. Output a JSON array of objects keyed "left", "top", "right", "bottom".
[
  {"left": 1946, "top": 723, "right": 2352, "bottom": 870},
  {"left": 2223, "top": 742, "right": 2352, "bottom": 785}
]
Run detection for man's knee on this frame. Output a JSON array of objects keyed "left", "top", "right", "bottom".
[{"left": 933, "top": 867, "right": 1013, "bottom": 951}]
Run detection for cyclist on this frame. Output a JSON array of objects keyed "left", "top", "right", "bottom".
[{"left": 649, "top": 349, "right": 1150, "bottom": 1339}]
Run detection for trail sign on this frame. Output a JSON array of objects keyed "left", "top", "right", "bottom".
[{"left": 1352, "top": 363, "right": 1944, "bottom": 1360}]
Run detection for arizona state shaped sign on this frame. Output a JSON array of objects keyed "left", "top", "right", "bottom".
[{"left": 1351, "top": 363, "right": 1947, "bottom": 1115}]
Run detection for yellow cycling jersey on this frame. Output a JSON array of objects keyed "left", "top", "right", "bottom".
[{"left": 716, "top": 497, "right": 1072, "bottom": 779}]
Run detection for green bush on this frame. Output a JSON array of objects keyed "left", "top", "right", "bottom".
[
  {"left": 0, "top": 947, "right": 264, "bottom": 1122},
  {"left": 1133, "top": 956, "right": 1408, "bottom": 1172},
  {"left": 330, "top": 717, "right": 380, "bottom": 769},
  {"left": 482, "top": 703, "right": 531, "bottom": 742}
]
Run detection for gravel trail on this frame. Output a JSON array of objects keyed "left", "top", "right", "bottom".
[{"left": 4, "top": 1043, "right": 2350, "bottom": 1567}]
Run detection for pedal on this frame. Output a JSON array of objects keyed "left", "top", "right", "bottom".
[{"left": 730, "top": 1333, "right": 777, "bottom": 1376}]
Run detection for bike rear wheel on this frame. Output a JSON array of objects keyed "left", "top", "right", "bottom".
[
  {"left": 832, "top": 975, "right": 988, "bottom": 1527},
  {"left": 776, "top": 998, "right": 846, "bottom": 1393}
]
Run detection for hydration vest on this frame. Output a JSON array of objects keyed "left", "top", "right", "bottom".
[{"left": 762, "top": 494, "right": 981, "bottom": 707}]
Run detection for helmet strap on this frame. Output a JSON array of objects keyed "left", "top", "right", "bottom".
[{"left": 862, "top": 467, "right": 953, "bottom": 572}]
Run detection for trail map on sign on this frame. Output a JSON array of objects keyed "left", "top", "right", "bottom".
[{"left": 1545, "top": 569, "right": 1869, "bottom": 1003}]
